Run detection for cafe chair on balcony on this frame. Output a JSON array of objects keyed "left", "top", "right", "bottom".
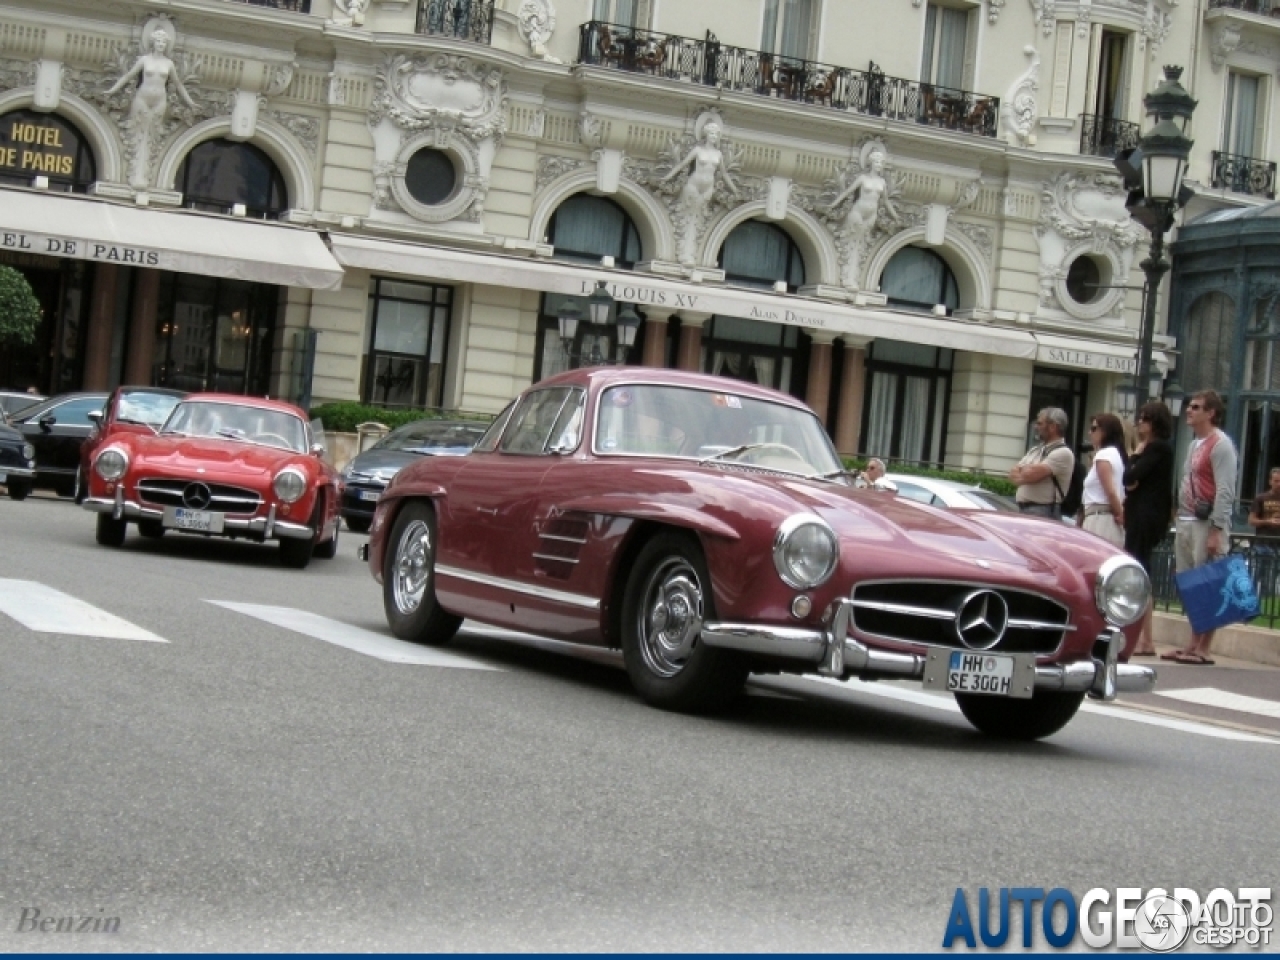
[
  {"left": 597, "top": 25, "right": 628, "bottom": 68},
  {"left": 963, "top": 98, "right": 995, "bottom": 135},
  {"left": 634, "top": 37, "right": 668, "bottom": 74},
  {"left": 805, "top": 69, "right": 837, "bottom": 106},
  {"left": 757, "top": 53, "right": 791, "bottom": 97}
]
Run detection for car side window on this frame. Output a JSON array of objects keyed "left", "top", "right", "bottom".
[
  {"left": 473, "top": 402, "right": 515, "bottom": 453},
  {"left": 501, "top": 388, "right": 573, "bottom": 455},
  {"left": 548, "top": 389, "right": 585, "bottom": 452},
  {"left": 49, "top": 397, "right": 105, "bottom": 424},
  {"left": 893, "top": 482, "right": 934, "bottom": 506}
]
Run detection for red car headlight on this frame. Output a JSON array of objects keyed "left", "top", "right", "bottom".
[
  {"left": 272, "top": 468, "right": 307, "bottom": 503},
  {"left": 94, "top": 447, "right": 129, "bottom": 481}
]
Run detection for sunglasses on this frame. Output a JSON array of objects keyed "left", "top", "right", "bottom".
[
  {"left": 1089, "top": 424, "right": 1100, "bottom": 431},
  {"left": 1187, "top": 403, "right": 1204, "bottom": 411}
]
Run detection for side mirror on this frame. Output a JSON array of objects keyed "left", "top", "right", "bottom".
[
  {"left": 310, "top": 442, "right": 326, "bottom": 457},
  {"left": 88, "top": 410, "right": 104, "bottom": 425},
  {"left": 38, "top": 414, "right": 56, "bottom": 431}
]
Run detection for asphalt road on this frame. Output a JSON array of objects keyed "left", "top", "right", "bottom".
[{"left": 1, "top": 492, "right": 1277, "bottom": 951}]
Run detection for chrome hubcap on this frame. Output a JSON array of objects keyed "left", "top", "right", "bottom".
[
  {"left": 637, "top": 558, "right": 704, "bottom": 678},
  {"left": 391, "top": 519, "right": 432, "bottom": 614}
]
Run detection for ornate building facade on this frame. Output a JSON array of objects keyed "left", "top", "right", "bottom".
[{"left": 0, "top": 0, "right": 1274, "bottom": 470}]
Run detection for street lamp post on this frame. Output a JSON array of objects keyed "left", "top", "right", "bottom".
[
  {"left": 1115, "top": 65, "right": 1197, "bottom": 404},
  {"left": 556, "top": 280, "right": 640, "bottom": 366}
]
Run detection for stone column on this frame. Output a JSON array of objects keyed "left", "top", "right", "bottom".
[
  {"left": 676, "top": 311, "right": 711, "bottom": 371},
  {"left": 82, "top": 263, "right": 120, "bottom": 391},
  {"left": 124, "top": 268, "right": 160, "bottom": 385},
  {"left": 641, "top": 308, "right": 674, "bottom": 367},
  {"left": 805, "top": 332, "right": 836, "bottom": 426},
  {"left": 834, "top": 337, "right": 871, "bottom": 457}
]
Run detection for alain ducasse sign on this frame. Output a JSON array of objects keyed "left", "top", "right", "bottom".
[{"left": 0, "top": 110, "right": 94, "bottom": 185}]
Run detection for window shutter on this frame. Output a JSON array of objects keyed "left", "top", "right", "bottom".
[
  {"left": 633, "top": 0, "right": 652, "bottom": 29},
  {"left": 962, "top": 5, "right": 979, "bottom": 91},
  {"left": 1083, "top": 24, "right": 1104, "bottom": 117},
  {"left": 921, "top": 4, "right": 938, "bottom": 83}
]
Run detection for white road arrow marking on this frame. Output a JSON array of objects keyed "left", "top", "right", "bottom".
[
  {"left": 1157, "top": 686, "right": 1280, "bottom": 720},
  {"left": 208, "top": 601, "right": 500, "bottom": 669},
  {"left": 0, "top": 578, "right": 168, "bottom": 643}
]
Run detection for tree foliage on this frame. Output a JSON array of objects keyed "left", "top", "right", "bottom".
[{"left": 0, "top": 265, "right": 41, "bottom": 346}]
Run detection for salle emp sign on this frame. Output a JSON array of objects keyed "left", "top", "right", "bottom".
[
  {"left": 1, "top": 231, "right": 161, "bottom": 267},
  {"left": 1040, "top": 345, "right": 1136, "bottom": 373}
]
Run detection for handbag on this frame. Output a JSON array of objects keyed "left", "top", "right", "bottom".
[{"left": 1175, "top": 555, "right": 1261, "bottom": 634}]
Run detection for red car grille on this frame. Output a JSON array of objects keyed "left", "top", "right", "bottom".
[{"left": 136, "top": 477, "right": 264, "bottom": 514}]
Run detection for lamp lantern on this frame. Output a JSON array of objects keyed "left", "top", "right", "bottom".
[
  {"left": 557, "top": 298, "right": 582, "bottom": 346},
  {"left": 587, "top": 280, "right": 615, "bottom": 326}
]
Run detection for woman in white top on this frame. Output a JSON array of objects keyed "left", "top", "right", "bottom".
[{"left": 1079, "top": 412, "right": 1127, "bottom": 547}]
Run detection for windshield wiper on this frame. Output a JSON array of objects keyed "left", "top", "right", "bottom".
[{"left": 698, "top": 443, "right": 762, "bottom": 465}]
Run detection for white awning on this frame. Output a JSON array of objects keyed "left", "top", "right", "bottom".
[
  {"left": 1033, "top": 332, "right": 1169, "bottom": 375},
  {"left": 330, "top": 234, "right": 1039, "bottom": 360},
  {"left": 0, "top": 188, "right": 344, "bottom": 290}
]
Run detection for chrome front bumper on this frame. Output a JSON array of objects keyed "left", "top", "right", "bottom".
[
  {"left": 82, "top": 493, "right": 314, "bottom": 541},
  {"left": 0, "top": 466, "right": 35, "bottom": 479},
  {"left": 700, "top": 598, "right": 1154, "bottom": 702}
]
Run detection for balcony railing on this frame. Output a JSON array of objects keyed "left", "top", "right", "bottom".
[
  {"left": 228, "top": 0, "right": 311, "bottom": 11},
  {"left": 1212, "top": 150, "right": 1278, "bottom": 198},
  {"left": 576, "top": 21, "right": 999, "bottom": 138},
  {"left": 416, "top": 0, "right": 494, "bottom": 43},
  {"left": 1208, "top": 0, "right": 1280, "bottom": 14},
  {"left": 1079, "top": 114, "right": 1141, "bottom": 158}
]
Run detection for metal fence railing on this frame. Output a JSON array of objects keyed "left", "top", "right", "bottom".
[{"left": 1150, "top": 533, "right": 1280, "bottom": 630}]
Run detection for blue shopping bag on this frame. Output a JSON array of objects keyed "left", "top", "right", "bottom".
[{"left": 1175, "top": 554, "right": 1261, "bottom": 634}]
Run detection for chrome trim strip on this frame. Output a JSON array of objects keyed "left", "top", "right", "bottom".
[
  {"left": 532, "top": 552, "right": 579, "bottom": 564},
  {"left": 1008, "top": 618, "right": 1078, "bottom": 632},
  {"left": 539, "top": 533, "right": 588, "bottom": 544},
  {"left": 82, "top": 497, "right": 312, "bottom": 540},
  {"left": 851, "top": 598, "right": 955, "bottom": 619},
  {"left": 435, "top": 564, "right": 601, "bottom": 610},
  {"left": 0, "top": 466, "right": 35, "bottom": 478}
]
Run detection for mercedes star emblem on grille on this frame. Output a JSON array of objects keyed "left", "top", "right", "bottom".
[
  {"left": 182, "top": 482, "right": 212, "bottom": 510},
  {"left": 954, "top": 589, "right": 1008, "bottom": 650}
]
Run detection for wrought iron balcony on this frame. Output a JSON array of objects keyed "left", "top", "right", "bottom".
[
  {"left": 1207, "top": 0, "right": 1279, "bottom": 14},
  {"left": 1079, "top": 114, "right": 1141, "bottom": 157},
  {"left": 416, "top": 0, "right": 494, "bottom": 43},
  {"left": 576, "top": 21, "right": 999, "bottom": 138},
  {"left": 228, "top": 0, "right": 311, "bottom": 11},
  {"left": 1212, "top": 150, "right": 1278, "bottom": 198}
]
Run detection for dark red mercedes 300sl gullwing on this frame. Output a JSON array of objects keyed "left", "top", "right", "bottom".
[
  {"left": 362, "top": 368, "right": 1154, "bottom": 739},
  {"left": 82, "top": 393, "right": 342, "bottom": 569}
]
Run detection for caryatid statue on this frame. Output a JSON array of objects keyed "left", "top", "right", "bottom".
[
  {"left": 828, "top": 143, "right": 899, "bottom": 290},
  {"left": 106, "top": 24, "right": 195, "bottom": 189},
  {"left": 661, "top": 120, "right": 738, "bottom": 267}
]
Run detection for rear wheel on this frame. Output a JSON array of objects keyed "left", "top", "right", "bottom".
[
  {"left": 620, "top": 531, "right": 748, "bottom": 713},
  {"left": 345, "top": 516, "right": 372, "bottom": 534},
  {"left": 95, "top": 513, "right": 127, "bottom": 547},
  {"left": 278, "top": 535, "right": 313, "bottom": 569},
  {"left": 383, "top": 500, "right": 461, "bottom": 645},
  {"left": 137, "top": 519, "right": 165, "bottom": 539},
  {"left": 6, "top": 479, "right": 30, "bottom": 501},
  {"left": 55, "top": 477, "right": 76, "bottom": 498},
  {"left": 954, "top": 690, "right": 1085, "bottom": 741}
]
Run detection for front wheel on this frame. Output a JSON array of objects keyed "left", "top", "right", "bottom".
[
  {"left": 383, "top": 500, "right": 461, "bottom": 645},
  {"left": 954, "top": 690, "right": 1085, "bottom": 741},
  {"left": 137, "top": 519, "right": 166, "bottom": 539},
  {"left": 6, "top": 479, "right": 31, "bottom": 501},
  {"left": 96, "top": 513, "right": 127, "bottom": 547},
  {"left": 620, "top": 532, "right": 747, "bottom": 713}
]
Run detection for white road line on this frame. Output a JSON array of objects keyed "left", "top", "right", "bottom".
[
  {"left": 0, "top": 578, "right": 167, "bottom": 643},
  {"left": 1156, "top": 686, "right": 1280, "bottom": 720},
  {"left": 785, "top": 675, "right": 1277, "bottom": 744},
  {"left": 208, "top": 601, "right": 500, "bottom": 670}
]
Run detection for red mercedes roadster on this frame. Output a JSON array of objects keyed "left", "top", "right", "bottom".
[
  {"left": 82, "top": 393, "right": 342, "bottom": 569},
  {"left": 362, "top": 368, "right": 1154, "bottom": 739}
]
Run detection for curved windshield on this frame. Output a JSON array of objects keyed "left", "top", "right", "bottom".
[
  {"left": 375, "top": 421, "right": 487, "bottom": 455},
  {"left": 117, "top": 391, "right": 183, "bottom": 427},
  {"left": 593, "top": 384, "right": 843, "bottom": 476},
  {"left": 162, "top": 401, "right": 307, "bottom": 452}
]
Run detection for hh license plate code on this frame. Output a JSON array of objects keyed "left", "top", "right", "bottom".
[{"left": 947, "top": 651, "right": 1014, "bottom": 696}]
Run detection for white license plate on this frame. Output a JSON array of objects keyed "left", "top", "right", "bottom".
[
  {"left": 0, "top": 472, "right": 6, "bottom": 484},
  {"left": 358, "top": 489, "right": 380, "bottom": 502},
  {"left": 163, "top": 506, "right": 225, "bottom": 533},
  {"left": 946, "top": 651, "right": 1014, "bottom": 696}
]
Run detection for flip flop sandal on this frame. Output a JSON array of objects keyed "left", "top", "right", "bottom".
[
  {"left": 1174, "top": 653, "right": 1215, "bottom": 665},
  {"left": 1160, "top": 651, "right": 1183, "bottom": 661}
]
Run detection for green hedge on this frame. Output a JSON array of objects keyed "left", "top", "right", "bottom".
[
  {"left": 310, "top": 402, "right": 493, "bottom": 434},
  {"left": 843, "top": 458, "right": 1018, "bottom": 498}
]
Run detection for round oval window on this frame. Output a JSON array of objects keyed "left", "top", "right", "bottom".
[
  {"left": 1066, "top": 256, "right": 1104, "bottom": 304},
  {"left": 405, "top": 149, "right": 457, "bottom": 206}
]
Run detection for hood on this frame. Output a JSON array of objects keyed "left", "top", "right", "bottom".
[
  {"left": 124, "top": 434, "right": 308, "bottom": 480},
  {"left": 345, "top": 449, "right": 423, "bottom": 480}
]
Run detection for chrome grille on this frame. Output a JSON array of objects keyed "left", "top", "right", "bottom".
[
  {"left": 137, "top": 477, "right": 263, "bottom": 514},
  {"left": 850, "top": 580, "right": 1071, "bottom": 655}
]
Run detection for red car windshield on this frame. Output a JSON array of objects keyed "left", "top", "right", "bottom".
[
  {"left": 116, "top": 391, "right": 183, "bottom": 427},
  {"left": 162, "top": 401, "right": 307, "bottom": 452}
]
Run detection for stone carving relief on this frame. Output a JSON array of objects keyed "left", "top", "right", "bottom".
[
  {"left": 987, "top": 0, "right": 1007, "bottom": 23},
  {"left": 368, "top": 53, "right": 508, "bottom": 223},
  {"left": 0, "top": 59, "right": 36, "bottom": 93},
  {"left": 518, "top": 0, "right": 561, "bottom": 62},
  {"left": 1029, "top": 0, "right": 1057, "bottom": 36},
  {"left": 330, "top": 0, "right": 369, "bottom": 27},
  {"left": 1000, "top": 46, "right": 1040, "bottom": 147},
  {"left": 1210, "top": 21, "right": 1243, "bottom": 70},
  {"left": 579, "top": 110, "right": 603, "bottom": 149},
  {"left": 536, "top": 154, "right": 587, "bottom": 191},
  {"left": 266, "top": 111, "right": 320, "bottom": 157},
  {"left": 1034, "top": 171, "right": 1145, "bottom": 321},
  {"left": 807, "top": 140, "right": 903, "bottom": 291}
]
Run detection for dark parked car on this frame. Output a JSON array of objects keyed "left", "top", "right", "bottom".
[
  {"left": 77, "top": 386, "right": 187, "bottom": 501},
  {"left": 8, "top": 392, "right": 107, "bottom": 497},
  {"left": 341, "top": 419, "right": 487, "bottom": 533},
  {"left": 0, "top": 421, "right": 37, "bottom": 500},
  {"left": 362, "top": 368, "right": 1155, "bottom": 741},
  {"left": 0, "top": 391, "right": 44, "bottom": 421}
]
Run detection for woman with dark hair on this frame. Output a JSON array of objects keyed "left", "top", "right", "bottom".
[
  {"left": 1124, "top": 401, "right": 1175, "bottom": 656},
  {"left": 1079, "top": 412, "right": 1128, "bottom": 547}
]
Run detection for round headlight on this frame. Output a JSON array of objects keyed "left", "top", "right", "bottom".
[
  {"left": 1095, "top": 554, "right": 1150, "bottom": 627},
  {"left": 22, "top": 443, "right": 34, "bottom": 460},
  {"left": 273, "top": 468, "right": 307, "bottom": 503},
  {"left": 94, "top": 447, "right": 128, "bottom": 481},
  {"left": 773, "top": 514, "right": 838, "bottom": 589}
]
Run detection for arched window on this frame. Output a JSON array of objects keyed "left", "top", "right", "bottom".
[
  {"left": 0, "top": 110, "right": 96, "bottom": 192},
  {"left": 176, "top": 139, "right": 288, "bottom": 218},
  {"left": 536, "top": 194, "right": 646, "bottom": 378},
  {"left": 879, "top": 246, "right": 959, "bottom": 313},
  {"left": 717, "top": 220, "right": 805, "bottom": 292}
]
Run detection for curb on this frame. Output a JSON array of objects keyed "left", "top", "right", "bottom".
[{"left": 1152, "top": 611, "right": 1280, "bottom": 667}]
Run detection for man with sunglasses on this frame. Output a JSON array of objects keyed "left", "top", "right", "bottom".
[
  {"left": 1009, "top": 407, "right": 1074, "bottom": 518},
  {"left": 1166, "top": 389, "right": 1238, "bottom": 665}
]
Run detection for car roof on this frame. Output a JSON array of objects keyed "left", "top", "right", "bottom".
[
  {"left": 533, "top": 366, "right": 815, "bottom": 413},
  {"left": 885, "top": 473, "right": 983, "bottom": 493},
  {"left": 178, "top": 392, "right": 307, "bottom": 418},
  {"left": 115, "top": 385, "right": 188, "bottom": 397}
]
